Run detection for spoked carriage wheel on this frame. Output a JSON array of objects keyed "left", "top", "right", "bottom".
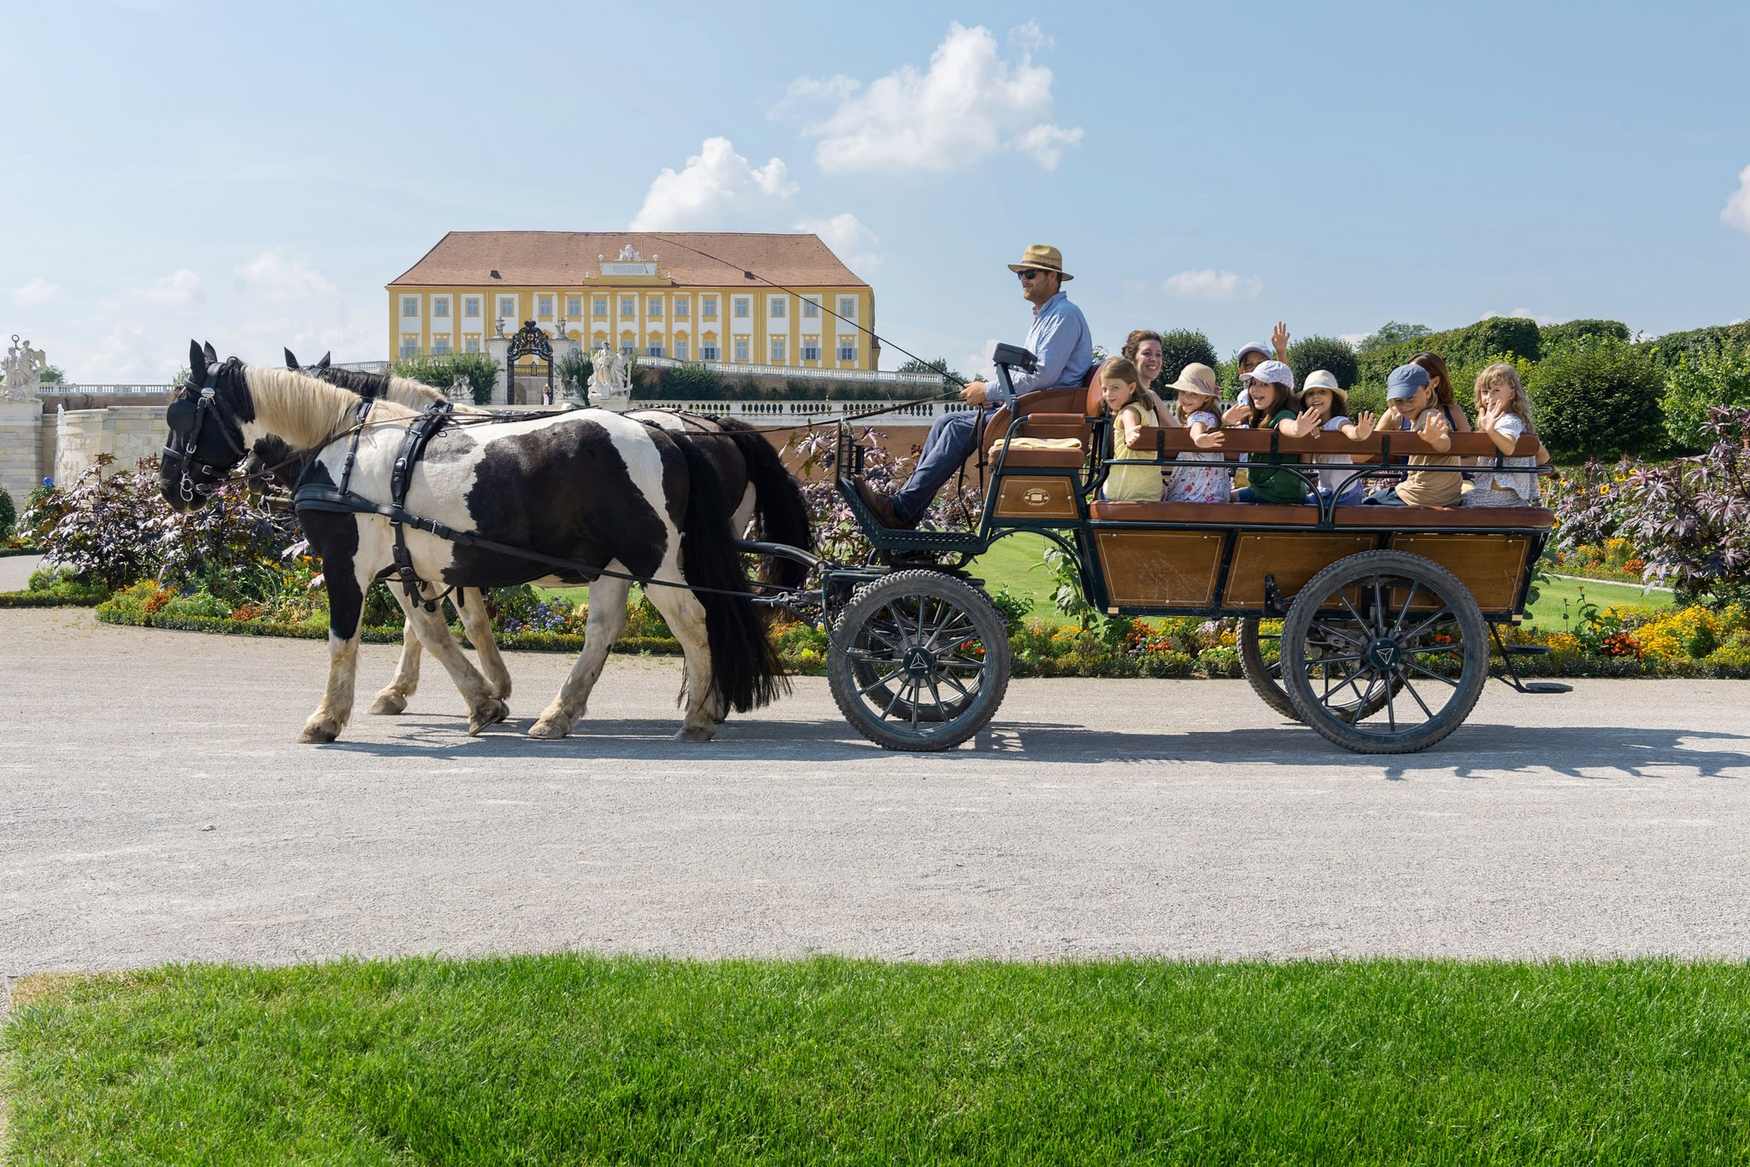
[
  {"left": 1239, "top": 617, "right": 1403, "bottom": 725},
  {"left": 828, "top": 570, "right": 1011, "bottom": 751},
  {"left": 1280, "top": 550, "right": 1488, "bottom": 754}
]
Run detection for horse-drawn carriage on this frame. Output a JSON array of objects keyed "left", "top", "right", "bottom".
[{"left": 817, "top": 344, "right": 1566, "bottom": 755}]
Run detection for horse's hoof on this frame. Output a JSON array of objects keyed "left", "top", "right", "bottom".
[
  {"left": 299, "top": 718, "right": 341, "bottom": 744},
  {"left": 528, "top": 714, "right": 571, "bottom": 739},
  {"left": 467, "top": 698, "right": 510, "bottom": 736},
  {"left": 676, "top": 725, "right": 716, "bottom": 743},
  {"left": 369, "top": 691, "right": 408, "bottom": 715}
]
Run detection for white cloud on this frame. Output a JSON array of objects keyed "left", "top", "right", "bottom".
[
  {"left": 1722, "top": 165, "right": 1750, "bottom": 235},
  {"left": 139, "top": 269, "right": 203, "bottom": 307},
  {"left": 1164, "top": 269, "right": 1263, "bottom": 301},
  {"left": 11, "top": 277, "right": 62, "bottom": 307},
  {"left": 960, "top": 337, "right": 1000, "bottom": 381},
  {"left": 795, "top": 212, "right": 881, "bottom": 274},
  {"left": 1339, "top": 332, "right": 1370, "bottom": 349},
  {"left": 782, "top": 22, "right": 1083, "bottom": 173},
  {"left": 1479, "top": 307, "right": 1555, "bottom": 325},
  {"left": 238, "top": 251, "right": 337, "bottom": 301},
  {"left": 629, "top": 137, "right": 798, "bottom": 231}
]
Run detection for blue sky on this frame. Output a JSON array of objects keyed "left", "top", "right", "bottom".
[{"left": 3, "top": 0, "right": 1747, "bottom": 382}]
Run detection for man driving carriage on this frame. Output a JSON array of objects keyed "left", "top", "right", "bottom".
[{"left": 857, "top": 243, "right": 1093, "bottom": 528}]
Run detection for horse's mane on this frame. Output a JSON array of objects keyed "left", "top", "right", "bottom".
[
  {"left": 313, "top": 365, "right": 488, "bottom": 414},
  {"left": 243, "top": 366, "right": 416, "bottom": 450}
]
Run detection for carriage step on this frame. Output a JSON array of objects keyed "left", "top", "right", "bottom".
[
  {"left": 1500, "top": 644, "right": 1551, "bottom": 656},
  {"left": 1520, "top": 680, "right": 1573, "bottom": 694}
]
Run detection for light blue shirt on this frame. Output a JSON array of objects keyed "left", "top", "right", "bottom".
[{"left": 984, "top": 290, "right": 1093, "bottom": 406}]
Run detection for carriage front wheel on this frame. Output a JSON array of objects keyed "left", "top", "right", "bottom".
[
  {"left": 1280, "top": 550, "right": 1488, "bottom": 754},
  {"left": 828, "top": 569, "right": 1011, "bottom": 751}
]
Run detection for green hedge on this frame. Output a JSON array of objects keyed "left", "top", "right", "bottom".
[
  {"left": 0, "top": 585, "right": 110, "bottom": 608},
  {"left": 392, "top": 353, "right": 499, "bottom": 406},
  {"left": 1541, "top": 319, "right": 1630, "bottom": 351},
  {"left": 1637, "top": 321, "right": 1750, "bottom": 371},
  {"left": 1357, "top": 316, "right": 1542, "bottom": 386},
  {"left": 1529, "top": 338, "right": 1665, "bottom": 460},
  {"left": 1285, "top": 335, "right": 1359, "bottom": 389}
]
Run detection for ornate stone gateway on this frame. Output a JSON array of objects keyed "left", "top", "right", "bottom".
[{"left": 504, "top": 320, "right": 553, "bottom": 406}]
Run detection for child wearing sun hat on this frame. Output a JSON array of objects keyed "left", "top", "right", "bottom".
[{"left": 1279, "top": 369, "right": 1377, "bottom": 505}]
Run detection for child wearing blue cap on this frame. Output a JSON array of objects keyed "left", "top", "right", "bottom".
[{"left": 1364, "top": 363, "right": 1459, "bottom": 506}]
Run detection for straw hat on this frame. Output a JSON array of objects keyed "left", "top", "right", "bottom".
[
  {"left": 1301, "top": 369, "right": 1349, "bottom": 414},
  {"left": 1167, "top": 362, "right": 1220, "bottom": 401},
  {"left": 1006, "top": 243, "right": 1073, "bottom": 281}
]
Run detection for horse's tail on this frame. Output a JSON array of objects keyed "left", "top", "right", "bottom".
[
  {"left": 672, "top": 431, "right": 788, "bottom": 713},
  {"left": 716, "top": 416, "right": 814, "bottom": 590}
]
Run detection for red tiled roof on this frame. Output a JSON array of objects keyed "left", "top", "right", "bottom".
[{"left": 388, "top": 231, "right": 868, "bottom": 288}]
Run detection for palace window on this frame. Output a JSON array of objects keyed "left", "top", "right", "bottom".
[
  {"left": 620, "top": 296, "right": 636, "bottom": 316},
  {"left": 497, "top": 295, "right": 516, "bottom": 321},
  {"left": 702, "top": 297, "right": 718, "bottom": 320},
  {"left": 399, "top": 335, "right": 418, "bottom": 358},
  {"left": 593, "top": 296, "right": 608, "bottom": 316},
  {"left": 674, "top": 338, "right": 689, "bottom": 360},
  {"left": 802, "top": 297, "right": 820, "bottom": 319},
  {"left": 621, "top": 343, "right": 635, "bottom": 358},
  {"left": 768, "top": 295, "right": 786, "bottom": 319},
  {"left": 566, "top": 295, "right": 582, "bottom": 318},
  {"left": 769, "top": 338, "right": 786, "bottom": 363},
  {"left": 733, "top": 337, "right": 749, "bottom": 362},
  {"left": 647, "top": 343, "right": 664, "bottom": 358},
  {"left": 674, "top": 298, "right": 689, "bottom": 318},
  {"left": 400, "top": 296, "right": 419, "bottom": 318},
  {"left": 648, "top": 297, "right": 663, "bottom": 318},
  {"left": 464, "top": 335, "right": 481, "bottom": 353},
  {"left": 463, "top": 296, "right": 481, "bottom": 318},
  {"left": 432, "top": 296, "right": 450, "bottom": 319},
  {"left": 537, "top": 294, "right": 554, "bottom": 317},
  {"left": 837, "top": 296, "right": 857, "bottom": 320},
  {"left": 732, "top": 297, "right": 750, "bottom": 320},
  {"left": 432, "top": 336, "right": 451, "bottom": 354},
  {"left": 700, "top": 343, "right": 719, "bottom": 361},
  {"left": 838, "top": 340, "right": 857, "bottom": 361},
  {"left": 802, "top": 339, "right": 821, "bottom": 362}
]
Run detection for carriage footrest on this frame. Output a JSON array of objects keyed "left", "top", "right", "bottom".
[
  {"left": 1500, "top": 644, "right": 1551, "bottom": 656},
  {"left": 1519, "top": 680, "right": 1572, "bottom": 694}
]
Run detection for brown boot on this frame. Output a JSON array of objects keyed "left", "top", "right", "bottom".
[{"left": 855, "top": 480, "right": 919, "bottom": 529}]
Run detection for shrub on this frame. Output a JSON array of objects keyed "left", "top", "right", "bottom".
[
  {"left": 1615, "top": 406, "right": 1750, "bottom": 607},
  {"left": 1156, "top": 330, "right": 1219, "bottom": 384},
  {"left": 1527, "top": 338, "right": 1664, "bottom": 461},
  {"left": 1541, "top": 319, "right": 1630, "bottom": 351},
  {"left": 1285, "top": 335, "right": 1359, "bottom": 389},
  {"left": 1637, "top": 321, "right": 1750, "bottom": 372},
  {"left": 1661, "top": 346, "right": 1750, "bottom": 453},
  {"left": 1357, "top": 316, "right": 1542, "bottom": 387},
  {"left": 1355, "top": 321, "right": 1432, "bottom": 357},
  {"left": 557, "top": 349, "right": 593, "bottom": 402},
  {"left": 0, "top": 487, "right": 14, "bottom": 541},
  {"left": 32, "top": 457, "right": 169, "bottom": 590},
  {"left": 653, "top": 362, "right": 724, "bottom": 402},
  {"left": 392, "top": 352, "right": 498, "bottom": 406}
]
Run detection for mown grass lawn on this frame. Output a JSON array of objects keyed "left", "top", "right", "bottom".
[{"left": 6, "top": 956, "right": 1750, "bottom": 1164}]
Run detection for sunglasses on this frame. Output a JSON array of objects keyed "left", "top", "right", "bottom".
[{"left": 1015, "top": 268, "right": 1044, "bottom": 281}]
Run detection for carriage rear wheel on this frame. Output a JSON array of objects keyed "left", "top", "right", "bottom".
[
  {"left": 1240, "top": 617, "right": 1403, "bottom": 725},
  {"left": 1280, "top": 550, "right": 1488, "bottom": 754},
  {"left": 828, "top": 570, "right": 1010, "bottom": 751}
]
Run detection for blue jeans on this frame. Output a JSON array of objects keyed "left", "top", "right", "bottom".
[
  {"left": 892, "top": 409, "right": 984, "bottom": 522},
  {"left": 1364, "top": 487, "right": 1407, "bottom": 506},
  {"left": 1234, "top": 486, "right": 1312, "bottom": 504}
]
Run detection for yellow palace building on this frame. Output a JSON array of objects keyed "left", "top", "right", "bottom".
[{"left": 387, "top": 231, "right": 877, "bottom": 370}]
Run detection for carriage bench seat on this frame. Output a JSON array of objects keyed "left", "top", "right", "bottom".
[{"left": 1089, "top": 500, "right": 1555, "bottom": 530}]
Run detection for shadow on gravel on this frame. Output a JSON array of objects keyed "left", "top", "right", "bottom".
[{"left": 320, "top": 716, "right": 1750, "bottom": 782}]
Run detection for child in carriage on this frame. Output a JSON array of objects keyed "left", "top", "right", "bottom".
[
  {"left": 1277, "top": 370, "right": 1376, "bottom": 506},
  {"left": 1163, "top": 362, "right": 1230, "bottom": 502},
  {"left": 1229, "top": 360, "right": 1310, "bottom": 504},
  {"left": 1098, "top": 358, "right": 1166, "bottom": 501},
  {"left": 1466, "top": 362, "right": 1548, "bottom": 506}
]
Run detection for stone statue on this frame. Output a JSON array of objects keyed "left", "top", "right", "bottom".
[
  {"left": 2, "top": 334, "right": 47, "bottom": 401},
  {"left": 588, "top": 341, "right": 633, "bottom": 410},
  {"left": 617, "top": 243, "right": 640, "bottom": 262}
]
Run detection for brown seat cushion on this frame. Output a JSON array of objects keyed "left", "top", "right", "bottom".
[
  {"left": 1089, "top": 500, "right": 1318, "bottom": 526},
  {"left": 991, "top": 445, "right": 1086, "bottom": 469},
  {"left": 1332, "top": 505, "right": 1555, "bottom": 529}
]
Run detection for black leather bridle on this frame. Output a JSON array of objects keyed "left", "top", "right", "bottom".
[{"left": 162, "top": 364, "right": 249, "bottom": 504}]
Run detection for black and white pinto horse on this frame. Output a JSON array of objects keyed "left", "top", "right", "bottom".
[
  {"left": 263, "top": 348, "right": 813, "bottom": 719},
  {"left": 163, "top": 342, "right": 786, "bottom": 743}
]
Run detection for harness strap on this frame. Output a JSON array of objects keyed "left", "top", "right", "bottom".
[{"left": 388, "top": 400, "right": 454, "bottom": 609}]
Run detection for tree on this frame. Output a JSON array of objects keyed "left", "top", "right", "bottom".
[
  {"left": 1662, "top": 346, "right": 1750, "bottom": 453},
  {"left": 1285, "top": 335, "right": 1359, "bottom": 388},
  {"left": 1156, "top": 329, "right": 1218, "bottom": 383},
  {"left": 1528, "top": 337, "right": 1664, "bottom": 461},
  {"left": 1356, "top": 321, "right": 1432, "bottom": 356},
  {"left": 898, "top": 357, "right": 966, "bottom": 387},
  {"left": 39, "top": 365, "right": 64, "bottom": 384}
]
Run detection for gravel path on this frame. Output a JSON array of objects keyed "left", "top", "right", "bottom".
[{"left": 3, "top": 608, "right": 1749, "bottom": 973}]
